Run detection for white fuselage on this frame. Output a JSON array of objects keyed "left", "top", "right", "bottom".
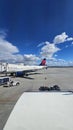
[{"left": 0, "top": 63, "right": 46, "bottom": 73}]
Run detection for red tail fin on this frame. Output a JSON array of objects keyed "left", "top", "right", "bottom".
[{"left": 40, "top": 58, "right": 46, "bottom": 66}]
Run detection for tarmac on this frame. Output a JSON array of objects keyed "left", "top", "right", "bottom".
[{"left": 0, "top": 67, "right": 73, "bottom": 130}]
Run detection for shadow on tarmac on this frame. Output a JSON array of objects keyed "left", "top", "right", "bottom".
[{"left": 23, "top": 76, "right": 34, "bottom": 80}]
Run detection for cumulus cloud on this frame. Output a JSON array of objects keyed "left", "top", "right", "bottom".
[
  {"left": 25, "top": 32, "right": 73, "bottom": 65},
  {"left": 67, "top": 37, "right": 73, "bottom": 41},
  {"left": 47, "top": 58, "right": 73, "bottom": 66},
  {"left": 0, "top": 32, "right": 24, "bottom": 63},
  {"left": 38, "top": 32, "right": 73, "bottom": 64},
  {"left": 0, "top": 31, "right": 40, "bottom": 64},
  {"left": 0, "top": 52, "right": 24, "bottom": 63},
  {"left": 40, "top": 41, "right": 60, "bottom": 59},
  {"left": 53, "top": 32, "right": 68, "bottom": 44},
  {"left": 53, "top": 32, "right": 73, "bottom": 44},
  {"left": 0, "top": 31, "right": 73, "bottom": 66},
  {"left": 58, "top": 60, "right": 73, "bottom": 66},
  {"left": 24, "top": 54, "right": 39, "bottom": 65},
  {"left": 0, "top": 38, "right": 19, "bottom": 54}
]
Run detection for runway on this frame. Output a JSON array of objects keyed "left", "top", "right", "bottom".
[{"left": 0, "top": 67, "right": 73, "bottom": 130}]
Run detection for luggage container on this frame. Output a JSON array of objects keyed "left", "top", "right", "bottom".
[{"left": 0, "top": 77, "right": 10, "bottom": 85}]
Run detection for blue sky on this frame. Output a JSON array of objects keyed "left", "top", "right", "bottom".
[{"left": 0, "top": 0, "right": 73, "bottom": 65}]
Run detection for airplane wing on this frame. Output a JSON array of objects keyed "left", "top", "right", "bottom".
[{"left": 4, "top": 92, "right": 73, "bottom": 130}]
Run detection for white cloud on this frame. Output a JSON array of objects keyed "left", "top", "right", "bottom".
[
  {"left": 40, "top": 41, "right": 60, "bottom": 59},
  {"left": 0, "top": 29, "right": 7, "bottom": 38},
  {"left": 38, "top": 32, "right": 73, "bottom": 63},
  {"left": 68, "top": 61, "right": 73, "bottom": 66},
  {"left": 0, "top": 32, "right": 24, "bottom": 63},
  {"left": 47, "top": 58, "right": 73, "bottom": 66},
  {"left": 37, "top": 42, "right": 45, "bottom": 47},
  {"left": 0, "top": 31, "right": 73, "bottom": 66},
  {"left": 0, "top": 37, "right": 19, "bottom": 53},
  {"left": 53, "top": 32, "right": 73, "bottom": 44},
  {"left": 0, "top": 52, "right": 24, "bottom": 63},
  {"left": 0, "top": 31, "right": 40, "bottom": 64},
  {"left": 67, "top": 37, "right": 73, "bottom": 41},
  {"left": 53, "top": 32, "right": 68, "bottom": 44},
  {"left": 24, "top": 54, "right": 39, "bottom": 65}
]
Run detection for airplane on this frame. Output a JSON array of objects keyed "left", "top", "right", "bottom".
[{"left": 0, "top": 58, "right": 47, "bottom": 76}]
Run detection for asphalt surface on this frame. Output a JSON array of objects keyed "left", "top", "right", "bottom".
[{"left": 0, "top": 67, "right": 73, "bottom": 130}]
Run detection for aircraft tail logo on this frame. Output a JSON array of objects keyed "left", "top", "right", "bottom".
[{"left": 40, "top": 58, "right": 46, "bottom": 66}]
